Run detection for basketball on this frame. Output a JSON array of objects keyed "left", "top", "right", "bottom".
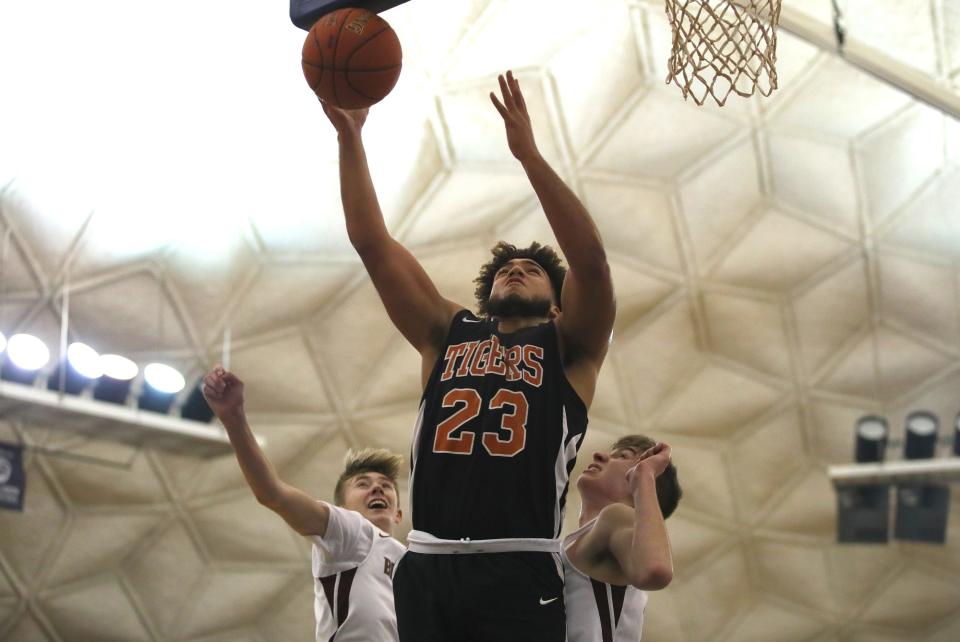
[{"left": 301, "top": 8, "right": 402, "bottom": 110}]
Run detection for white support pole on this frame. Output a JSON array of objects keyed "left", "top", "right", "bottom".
[
  {"left": 829, "top": 458, "right": 960, "bottom": 486},
  {"left": 778, "top": 6, "right": 960, "bottom": 120}
]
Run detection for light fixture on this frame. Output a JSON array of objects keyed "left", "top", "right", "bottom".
[
  {"left": 837, "top": 414, "right": 891, "bottom": 544},
  {"left": 896, "top": 410, "right": 949, "bottom": 543},
  {"left": 180, "top": 379, "right": 214, "bottom": 422},
  {"left": 138, "top": 363, "right": 185, "bottom": 413},
  {"left": 855, "top": 415, "right": 888, "bottom": 463},
  {"left": 0, "top": 331, "right": 6, "bottom": 354},
  {"left": 92, "top": 354, "right": 139, "bottom": 404},
  {"left": 954, "top": 413, "right": 960, "bottom": 458},
  {"left": 1, "top": 333, "right": 51, "bottom": 385},
  {"left": 47, "top": 342, "right": 103, "bottom": 394},
  {"left": 904, "top": 410, "right": 939, "bottom": 459}
]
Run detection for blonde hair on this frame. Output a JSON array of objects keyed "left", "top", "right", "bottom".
[{"left": 333, "top": 447, "right": 404, "bottom": 506}]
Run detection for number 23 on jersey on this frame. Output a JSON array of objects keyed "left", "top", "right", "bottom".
[{"left": 433, "top": 388, "right": 528, "bottom": 457}]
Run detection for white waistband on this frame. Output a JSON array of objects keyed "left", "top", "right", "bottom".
[{"left": 406, "top": 530, "right": 562, "bottom": 554}]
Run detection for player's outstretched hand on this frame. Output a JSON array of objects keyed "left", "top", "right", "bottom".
[
  {"left": 626, "top": 442, "right": 672, "bottom": 490},
  {"left": 202, "top": 366, "right": 245, "bottom": 421},
  {"left": 490, "top": 70, "right": 539, "bottom": 163},
  {"left": 320, "top": 100, "right": 368, "bottom": 139}
]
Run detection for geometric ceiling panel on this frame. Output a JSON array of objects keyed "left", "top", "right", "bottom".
[
  {"left": 257, "top": 582, "right": 315, "bottom": 642},
  {"left": 665, "top": 514, "right": 730, "bottom": 572},
  {"left": 823, "top": 544, "right": 902, "bottom": 616},
  {"left": 125, "top": 521, "right": 207, "bottom": 637},
  {"left": 766, "top": 134, "right": 859, "bottom": 233},
  {"left": 67, "top": 270, "right": 193, "bottom": 354},
  {"left": 178, "top": 570, "right": 295, "bottom": 639},
  {"left": 43, "top": 513, "right": 161, "bottom": 586},
  {"left": 769, "top": 57, "right": 912, "bottom": 139},
  {"left": 2, "top": 614, "right": 54, "bottom": 642},
  {"left": 877, "top": 251, "right": 960, "bottom": 345},
  {"left": 843, "top": 0, "right": 939, "bottom": 74},
  {"left": 816, "top": 327, "right": 952, "bottom": 401},
  {"left": 859, "top": 567, "right": 960, "bottom": 631},
  {"left": 702, "top": 291, "right": 792, "bottom": 378},
  {"left": 792, "top": 256, "right": 870, "bottom": 377},
  {"left": 404, "top": 168, "right": 533, "bottom": 245},
  {"left": 721, "top": 599, "right": 825, "bottom": 642},
  {"left": 588, "top": 357, "right": 630, "bottom": 425},
  {"left": 229, "top": 262, "right": 354, "bottom": 338},
  {"left": 582, "top": 180, "right": 681, "bottom": 272},
  {"left": 46, "top": 447, "right": 169, "bottom": 507},
  {"left": 669, "top": 444, "right": 735, "bottom": 521},
  {"left": 753, "top": 541, "right": 835, "bottom": 614},
  {"left": 809, "top": 399, "right": 869, "bottom": 464},
  {"left": 609, "top": 263, "right": 678, "bottom": 331},
  {"left": 41, "top": 578, "right": 151, "bottom": 642},
  {"left": 0, "top": 464, "right": 66, "bottom": 582},
  {"left": 679, "top": 139, "right": 762, "bottom": 268},
  {"left": 547, "top": 1, "right": 643, "bottom": 156},
  {"left": 760, "top": 468, "right": 835, "bottom": 538},
  {"left": 588, "top": 88, "right": 738, "bottom": 179},
  {"left": 639, "top": 589, "right": 687, "bottom": 642},
  {"left": 708, "top": 207, "right": 852, "bottom": 292},
  {"left": 351, "top": 338, "right": 423, "bottom": 411},
  {"left": 731, "top": 405, "right": 807, "bottom": 517},
  {"left": 856, "top": 105, "right": 945, "bottom": 222},
  {"left": 656, "top": 362, "right": 784, "bottom": 438},
  {"left": 187, "top": 494, "right": 302, "bottom": 564},
  {"left": 881, "top": 164, "right": 960, "bottom": 260},
  {"left": 618, "top": 299, "right": 702, "bottom": 418},
  {"left": 677, "top": 547, "right": 752, "bottom": 640},
  {"left": 228, "top": 333, "right": 333, "bottom": 414}
]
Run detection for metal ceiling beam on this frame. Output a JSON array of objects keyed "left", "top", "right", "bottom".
[
  {"left": 0, "top": 381, "right": 264, "bottom": 456},
  {"left": 829, "top": 458, "right": 960, "bottom": 486},
  {"left": 779, "top": 6, "right": 960, "bottom": 120}
]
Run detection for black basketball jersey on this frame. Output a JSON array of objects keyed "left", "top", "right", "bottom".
[{"left": 409, "top": 309, "right": 589, "bottom": 541}]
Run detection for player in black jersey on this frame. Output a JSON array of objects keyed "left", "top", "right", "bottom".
[{"left": 322, "top": 70, "right": 615, "bottom": 641}]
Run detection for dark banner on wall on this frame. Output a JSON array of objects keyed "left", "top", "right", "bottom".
[{"left": 0, "top": 442, "right": 25, "bottom": 511}]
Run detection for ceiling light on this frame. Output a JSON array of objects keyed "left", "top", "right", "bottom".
[
  {"left": 0, "top": 331, "right": 6, "bottom": 353},
  {"left": 1, "top": 334, "right": 50, "bottom": 385},
  {"left": 92, "top": 354, "right": 139, "bottom": 404},
  {"left": 47, "top": 342, "right": 103, "bottom": 394},
  {"left": 138, "top": 363, "right": 185, "bottom": 414},
  {"left": 904, "top": 410, "right": 938, "bottom": 460},
  {"left": 180, "top": 379, "right": 214, "bottom": 423},
  {"left": 855, "top": 415, "right": 888, "bottom": 463}
]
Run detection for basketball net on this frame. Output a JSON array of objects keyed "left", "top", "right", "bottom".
[{"left": 664, "top": 0, "right": 781, "bottom": 106}]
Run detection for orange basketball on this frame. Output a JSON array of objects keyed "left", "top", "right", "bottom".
[{"left": 301, "top": 8, "right": 402, "bottom": 110}]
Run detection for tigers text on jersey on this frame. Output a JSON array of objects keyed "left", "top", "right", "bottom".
[
  {"left": 410, "top": 309, "right": 588, "bottom": 540},
  {"left": 311, "top": 503, "right": 406, "bottom": 642},
  {"left": 562, "top": 519, "right": 647, "bottom": 642}
]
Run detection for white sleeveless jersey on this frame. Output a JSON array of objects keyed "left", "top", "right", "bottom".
[
  {"left": 562, "top": 518, "right": 648, "bottom": 642},
  {"left": 311, "top": 503, "right": 406, "bottom": 642}
]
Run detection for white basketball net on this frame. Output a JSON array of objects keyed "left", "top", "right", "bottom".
[{"left": 664, "top": 0, "right": 781, "bottom": 106}]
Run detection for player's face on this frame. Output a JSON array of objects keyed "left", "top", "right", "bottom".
[
  {"left": 577, "top": 446, "right": 643, "bottom": 503},
  {"left": 342, "top": 472, "right": 402, "bottom": 529},
  {"left": 487, "top": 258, "right": 556, "bottom": 317}
]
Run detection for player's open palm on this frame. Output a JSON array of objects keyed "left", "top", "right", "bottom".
[
  {"left": 202, "top": 366, "right": 245, "bottom": 419},
  {"left": 320, "top": 100, "right": 368, "bottom": 137},
  {"left": 626, "top": 443, "right": 672, "bottom": 489},
  {"left": 490, "top": 70, "right": 539, "bottom": 162}
]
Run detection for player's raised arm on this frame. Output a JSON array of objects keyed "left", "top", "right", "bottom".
[
  {"left": 321, "top": 103, "right": 462, "bottom": 363},
  {"left": 605, "top": 443, "right": 675, "bottom": 590},
  {"left": 202, "top": 366, "right": 330, "bottom": 537},
  {"left": 490, "top": 71, "right": 615, "bottom": 384}
]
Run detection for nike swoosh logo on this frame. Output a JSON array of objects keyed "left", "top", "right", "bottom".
[
  {"left": 463, "top": 318, "right": 482, "bottom": 323},
  {"left": 539, "top": 597, "right": 559, "bottom": 605}
]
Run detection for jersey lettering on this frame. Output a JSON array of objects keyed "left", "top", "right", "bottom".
[
  {"left": 432, "top": 388, "right": 530, "bottom": 457},
  {"left": 440, "top": 339, "right": 542, "bottom": 386}
]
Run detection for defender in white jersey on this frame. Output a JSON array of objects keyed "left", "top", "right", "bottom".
[
  {"left": 564, "top": 435, "right": 682, "bottom": 642},
  {"left": 202, "top": 366, "right": 406, "bottom": 642}
]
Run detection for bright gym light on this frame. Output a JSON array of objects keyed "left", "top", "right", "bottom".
[
  {"left": 905, "top": 410, "right": 939, "bottom": 460},
  {"left": 67, "top": 342, "right": 104, "bottom": 379},
  {"left": 855, "top": 415, "right": 888, "bottom": 463},
  {"left": 6, "top": 334, "right": 50, "bottom": 371},
  {"left": 93, "top": 354, "right": 139, "bottom": 405},
  {"left": 143, "top": 363, "right": 185, "bottom": 394},
  {"left": 99, "top": 354, "right": 138, "bottom": 381},
  {"left": 0, "top": 331, "right": 6, "bottom": 353}
]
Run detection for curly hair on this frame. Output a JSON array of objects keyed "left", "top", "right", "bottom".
[
  {"left": 611, "top": 435, "right": 683, "bottom": 519},
  {"left": 333, "top": 448, "right": 403, "bottom": 506},
  {"left": 473, "top": 241, "right": 567, "bottom": 316}
]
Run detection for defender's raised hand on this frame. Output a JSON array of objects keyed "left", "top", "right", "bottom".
[
  {"left": 202, "top": 366, "right": 246, "bottom": 421},
  {"left": 320, "top": 100, "right": 368, "bottom": 138},
  {"left": 490, "top": 70, "right": 539, "bottom": 163},
  {"left": 626, "top": 442, "right": 672, "bottom": 489}
]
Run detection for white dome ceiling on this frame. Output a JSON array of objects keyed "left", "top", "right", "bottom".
[{"left": 1, "top": 0, "right": 960, "bottom": 640}]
